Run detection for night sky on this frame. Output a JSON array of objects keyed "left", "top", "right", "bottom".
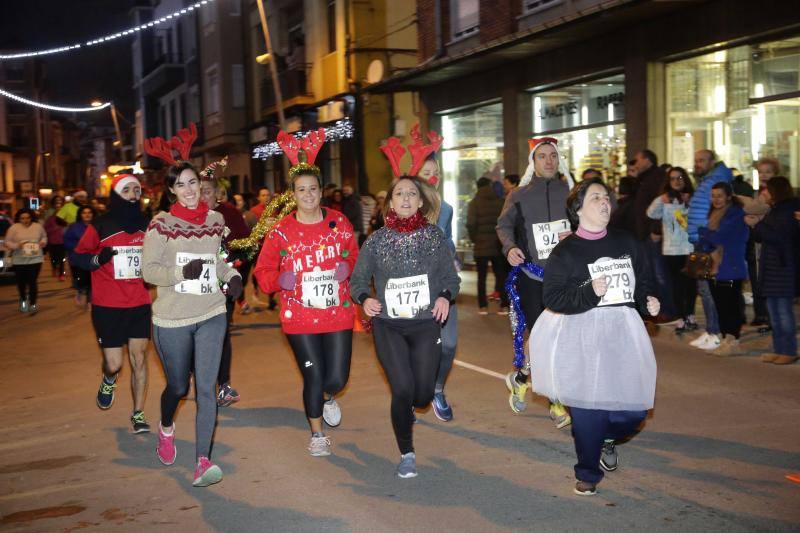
[{"left": 0, "top": 1, "right": 137, "bottom": 126}]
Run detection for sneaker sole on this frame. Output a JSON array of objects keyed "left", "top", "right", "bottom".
[
  {"left": 96, "top": 395, "right": 114, "bottom": 410},
  {"left": 157, "top": 447, "right": 176, "bottom": 466},
  {"left": 322, "top": 415, "right": 341, "bottom": 427},
  {"left": 508, "top": 393, "right": 525, "bottom": 413},
  {"left": 193, "top": 465, "right": 223, "bottom": 487},
  {"left": 432, "top": 405, "right": 453, "bottom": 422},
  {"left": 397, "top": 471, "right": 418, "bottom": 479},
  {"left": 599, "top": 460, "right": 618, "bottom": 472},
  {"left": 132, "top": 426, "right": 151, "bottom": 434},
  {"left": 310, "top": 449, "right": 332, "bottom": 457},
  {"left": 573, "top": 487, "right": 597, "bottom": 496}
]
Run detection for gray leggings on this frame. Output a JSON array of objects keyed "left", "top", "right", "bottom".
[
  {"left": 154, "top": 313, "right": 226, "bottom": 459},
  {"left": 435, "top": 304, "right": 458, "bottom": 392}
]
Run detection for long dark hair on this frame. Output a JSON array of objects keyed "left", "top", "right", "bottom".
[
  {"left": 765, "top": 176, "right": 794, "bottom": 205},
  {"left": 663, "top": 166, "right": 694, "bottom": 200},
  {"left": 383, "top": 176, "right": 434, "bottom": 220}
]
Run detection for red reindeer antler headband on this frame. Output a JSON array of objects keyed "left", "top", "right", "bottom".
[
  {"left": 144, "top": 122, "right": 198, "bottom": 166},
  {"left": 380, "top": 123, "right": 443, "bottom": 184},
  {"left": 276, "top": 128, "right": 326, "bottom": 179}
]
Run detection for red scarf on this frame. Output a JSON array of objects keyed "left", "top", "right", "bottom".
[
  {"left": 171, "top": 200, "right": 210, "bottom": 225},
  {"left": 385, "top": 209, "right": 427, "bottom": 233}
]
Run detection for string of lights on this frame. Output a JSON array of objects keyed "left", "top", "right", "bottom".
[
  {"left": 252, "top": 119, "right": 355, "bottom": 160},
  {"left": 0, "top": 0, "right": 215, "bottom": 61},
  {"left": 0, "top": 88, "right": 110, "bottom": 113}
]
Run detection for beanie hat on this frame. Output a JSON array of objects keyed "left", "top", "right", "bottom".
[{"left": 112, "top": 174, "right": 140, "bottom": 196}]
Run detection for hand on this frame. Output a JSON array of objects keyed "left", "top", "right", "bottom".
[
  {"left": 431, "top": 296, "right": 450, "bottom": 323},
  {"left": 362, "top": 297, "right": 382, "bottom": 317},
  {"left": 507, "top": 247, "right": 525, "bottom": 266},
  {"left": 278, "top": 271, "right": 296, "bottom": 291},
  {"left": 650, "top": 233, "right": 662, "bottom": 242},
  {"left": 592, "top": 276, "right": 608, "bottom": 297},
  {"left": 225, "top": 276, "right": 243, "bottom": 299},
  {"left": 182, "top": 258, "right": 205, "bottom": 280},
  {"left": 333, "top": 261, "right": 350, "bottom": 282},
  {"left": 646, "top": 296, "right": 660, "bottom": 317},
  {"left": 96, "top": 247, "right": 118, "bottom": 266},
  {"left": 661, "top": 193, "right": 670, "bottom": 204}
]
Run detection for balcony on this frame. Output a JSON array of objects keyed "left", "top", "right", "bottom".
[
  {"left": 141, "top": 53, "right": 185, "bottom": 98},
  {"left": 260, "top": 64, "right": 314, "bottom": 116}
]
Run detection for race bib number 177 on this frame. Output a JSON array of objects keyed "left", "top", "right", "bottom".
[{"left": 385, "top": 274, "right": 430, "bottom": 319}]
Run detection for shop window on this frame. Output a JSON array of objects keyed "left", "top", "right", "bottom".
[
  {"left": 667, "top": 38, "right": 800, "bottom": 188},
  {"left": 522, "top": 0, "right": 564, "bottom": 16},
  {"left": 529, "top": 74, "right": 626, "bottom": 180},
  {"left": 440, "top": 102, "right": 504, "bottom": 247},
  {"left": 327, "top": 0, "right": 337, "bottom": 53},
  {"left": 451, "top": 0, "right": 479, "bottom": 41}
]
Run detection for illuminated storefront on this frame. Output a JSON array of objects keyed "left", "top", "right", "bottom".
[
  {"left": 530, "top": 74, "right": 627, "bottom": 181},
  {"left": 667, "top": 38, "right": 800, "bottom": 188}
]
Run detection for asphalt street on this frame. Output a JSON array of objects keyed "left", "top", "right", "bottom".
[{"left": 0, "top": 272, "right": 798, "bottom": 532}]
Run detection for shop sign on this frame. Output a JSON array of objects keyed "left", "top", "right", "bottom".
[{"left": 535, "top": 83, "right": 625, "bottom": 133}]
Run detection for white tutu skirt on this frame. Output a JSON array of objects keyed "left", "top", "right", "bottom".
[{"left": 530, "top": 306, "right": 657, "bottom": 411}]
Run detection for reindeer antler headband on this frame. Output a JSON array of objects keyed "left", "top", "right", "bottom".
[
  {"left": 144, "top": 123, "right": 198, "bottom": 166},
  {"left": 276, "top": 128, "right": 327, "bottom": 179},
  {"left": 380, "top": 123, "right": 443, "bottom": 184}
]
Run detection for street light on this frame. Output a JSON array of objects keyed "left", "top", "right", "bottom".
[{"left": 91, "top": 100, "right": 124, "bottom": 156}]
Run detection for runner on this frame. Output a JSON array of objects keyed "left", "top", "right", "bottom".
[
  {"left": 64, "top": 205, "right": 95, "bottom": 308},
  {"left": 5, "top": 207, "right": 47, "bottom": 314},
  {"left": 530, "top": 178, "right": 659, "bottom": 496},
  {"left": 199, "top": 163, "right": 251, "bottom": 407},
  {"left": 351, "top": 173, "right": 460, "bottom": 478},
  {"left": 72, "top": 174, "right": 152, "bottom": 433},
  {"left": 253, "top": 129, "right": 358, "bottom": 457},
  {"left": 142, "top": 124, "right": 243, "bottom": 487},
  {"left": 496, "top": 137, "right": 573, "bottom": 427}
]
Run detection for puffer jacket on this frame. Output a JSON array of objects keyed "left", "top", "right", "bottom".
[
  {"left": 687, "top": 161, "right": 733, "bottom": 243},
  {"left": 467, "top": 185, "right": 505, "bottom": 257}
]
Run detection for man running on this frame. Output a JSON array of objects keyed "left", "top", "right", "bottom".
[
  {"left": 496, "top": 138, "right": 573, "bottom": 428},
  {"left": 74, "top": 174, "right": 152, "bottom": 433}
]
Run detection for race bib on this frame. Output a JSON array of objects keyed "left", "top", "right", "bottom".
[
  {"left": 301, "top": 269, "right": 340, "bottom": 309},
  {"left": 532, "top": 219, "right": 570, "bottom": 260},
  {"left": 22, "top": 242, "right": 39, "bottom": 256},
  {"left": 175, "top": 252, "right": 217, "bottom": 295},
  {"left": 385, "top": 274, "right": 431, "bottom": 319},
  {"left": 588, "top": 258, "right": 636, "bottom": 306},
  {"left": 112, "top": 246, "right": 142, "bottom": 279}
]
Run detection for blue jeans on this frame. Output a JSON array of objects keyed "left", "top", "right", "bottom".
[
  {"left": 569, "top": 407, "right": 647, "bottom": 484},
  {"left": 646, "top": 238, "right": 675, "bottom": 317},
  {"left": 766, "top": 297, "right": 797, "bottom": 356},
  {"left": 697, "top": 279, "right": 720, "bottom": 335}
]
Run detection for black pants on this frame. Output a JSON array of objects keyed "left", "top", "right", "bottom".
[
  {"left": 286, "top": 330, "right": 352, "bottom": 419},
  {"left": 13, "top": 263, "right": 42, "bottom": 304},
  {"left": 71, "top": 265, "right": 91, "bottom": 295},
  {"left": 663, "top": 255, "right": 697, "bottom": 320},
  {"left": 746, "top": 238, "right": 769, "bottom": 320},
  {"left": 231, "top": 253, "right": 251, "bottom": 307},
  {"left": 372, "top": 318, "right": 442, "bottom": 454},
  {"left": 48, "top": 244, "right": 66, "bottom": 275},
  {"left": 517, "top": 274, "right": 545, "bottom": 333},
  {"left": 218, "top": 297, "right": 236, "bottom": 386},
  {"left": 710, "top": 279, "right": 745, "bottom": 339},
  {"left": 475, "top": 255, "right": 509, "bottom": 308}
]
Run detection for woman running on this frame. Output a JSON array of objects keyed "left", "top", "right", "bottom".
[
  {"left": 350, "top": 176, "right": 460, "bottom": 478},
  {"left": 64, "top": 205, "right": 95, "bottom": 308},
  {"left": 5, "top": 207, "right": 47, "bottom": 313},
  {"left": 530, "top": 178, "right": 659, "bottom": 496},
  {"left": 253, "top": 129, "right": 358, "bottom": 457},
  {"left": 142, "top": 124, "right": 242, "bottom": 487}
]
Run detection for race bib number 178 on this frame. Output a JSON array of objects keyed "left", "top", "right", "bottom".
[
  {"left": 301, "top": 269, "right": 340, "bottom": 309},
  {"left": 588, "top": 258, "right": 636, "bottom": 306}
]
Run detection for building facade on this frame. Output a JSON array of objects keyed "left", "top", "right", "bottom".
[{"left": 369, "top": 0, "right": 800, "bottom": 246}]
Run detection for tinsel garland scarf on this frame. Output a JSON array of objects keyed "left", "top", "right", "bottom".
[
  {"left": 228, "top": 190, "right": 297, "bottom": 257},
  {"left": 504, "top": 262, "right": 545, "bottom": 370}
]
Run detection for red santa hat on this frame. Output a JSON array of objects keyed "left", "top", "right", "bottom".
[{"left": 111, "top": 174, "right": 140, "bottom": 196}]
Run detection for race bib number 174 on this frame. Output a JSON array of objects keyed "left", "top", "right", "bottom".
[
  {"left": 175, "top": 253, "right": 218, "bottom": 295},
  {"left": 588, "top": 258, "right": 636, "bottom": 306}
]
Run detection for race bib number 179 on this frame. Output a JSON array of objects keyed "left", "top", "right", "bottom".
[{"left": 113, "top": 246, "right": 142, "bottom": 279}]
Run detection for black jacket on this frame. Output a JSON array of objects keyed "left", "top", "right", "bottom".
[
  {"left": 467, "top": 186, "right": 504, "bottom": 257},
  {"left": 633, "top": 165, "right": 667, "bottom": 240},
  {"left": 751, "top": 198, "right": 800, "bottom": 297}
]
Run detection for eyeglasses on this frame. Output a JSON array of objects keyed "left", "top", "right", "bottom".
[{"left": 669, "top": 176, "right": 685, "bottom": 181}]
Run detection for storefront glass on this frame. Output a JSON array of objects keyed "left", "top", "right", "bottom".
[
  {"left": 530, "top": 74, "right": 627, "bottom": 181},
  {"left": 440, "top": 102, "right": 504, "bottom": 247},
  {"left": 667, "top": 38, "right": 800, "bottom": 188}
]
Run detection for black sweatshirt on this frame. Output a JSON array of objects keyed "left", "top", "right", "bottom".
[{"left": 542, "top": 228, "right": 654, "bottom": 315}]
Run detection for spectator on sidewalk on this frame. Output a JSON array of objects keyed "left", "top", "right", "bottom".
[
  {"left": 747, "top": 176, "right": 799, "bottom": 365},
  {"left": 467, "top": 177, "right": 509, "bottom": 314},
  {"left": 502, "top": 174, "right": 520, "bottom": 196},
  {"left": 370, "top": 190, "right": 387, "bottom": 233},
  {"left": 647, "top": 166, "right": 697, "bottom": 333},
  {"left": 341, "top": 184, "right": 364, "bottom": 241},
  {"left": 697, "top": 182, "right": 748, "bottom": 356},
  {"left": 609, "top": 176, "right": 638, "bottom": 235},
  {"left": 686, "top": 149, "right": 733, "bottom": 351},
  {"left": 755, "top": 157, "right": 779, "bottom": 188}
]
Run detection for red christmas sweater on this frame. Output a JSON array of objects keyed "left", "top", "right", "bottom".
[
  {"left": 74, "top": 218, "right": 151, "bottom": 308},
  {"left": 254, "top": 209, "right": 358, "bottom": 334}
]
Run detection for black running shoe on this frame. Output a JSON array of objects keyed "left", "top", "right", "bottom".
[
  {"left": 131, "top": 411, "right": 150, "bottom": 434},
  {"left": 96, "top": 377, "right": 117, "bottom": 410}
]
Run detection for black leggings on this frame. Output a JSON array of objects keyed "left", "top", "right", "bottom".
[
  {"left": 13, "top": 263, "right": 42, "bottom": 304},
  {"left": 286, "top": 330, "right": 353, "bottom": 419},
  {"left": 518, "top": 274, "right": 545, "bottom": 334},
  {"left": 372, "top": 318, "right": 442, "bottom": 455},
  {"left": 218, "top": 297, "right": 235, "bottom": 386},
  {"left": 48, "top": 244, "right": 66, "bottom": 275},
  {"left": 663, "top": 255, "right": 697, "bottom": 320},
  {"left": 710, "top": 279, "right": 745, "bottom": 339}
]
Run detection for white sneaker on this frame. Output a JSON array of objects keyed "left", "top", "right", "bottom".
[
  {"left": 322, "top": 397, "right": 342, "bottom": 427},
  {"left": 308, "top": 434, "right": 331, "bottom": 456},
  {"left": 689, "top": 332, "right": 710, "bottom": 347},
  {"left": 697, "top": 334, "right": 721, "bottom": 351}
]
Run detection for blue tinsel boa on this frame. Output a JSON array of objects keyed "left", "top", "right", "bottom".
[{"left": 504, "top": 262, "right": 545, "bottom": 369}]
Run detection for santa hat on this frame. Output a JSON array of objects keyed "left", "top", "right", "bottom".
[
  {"left": 111, "top": 174, "right": 140, "bottom": 196},
  {"left": 519, "top": 137, "right": 575, "bottom": 188}
]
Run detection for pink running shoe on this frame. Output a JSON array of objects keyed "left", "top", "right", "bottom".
[
  {"left": 193, "top": 456, "right": 223, "bottom": 487},
  {"left": 157, "top": 423, "right": 176, "bottom": 465}
]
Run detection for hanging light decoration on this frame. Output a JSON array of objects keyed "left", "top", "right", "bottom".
[
  {"left": 0, "top": 88, "right": 110, "bottom": 113},
  {"left": 252, "top": 119, "right": 355, "bottom": 160}
]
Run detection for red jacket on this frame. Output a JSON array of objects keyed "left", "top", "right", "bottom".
[
  {"left": 254, "top": 209, "right": 358, "bottom": 334},
  {"left": 74, "top": 224, "right": 151, "bottom": 308}
]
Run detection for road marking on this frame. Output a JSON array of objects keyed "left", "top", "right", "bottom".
[{"left": 453, "top": 359, "right": 505, "bottom": 380}]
